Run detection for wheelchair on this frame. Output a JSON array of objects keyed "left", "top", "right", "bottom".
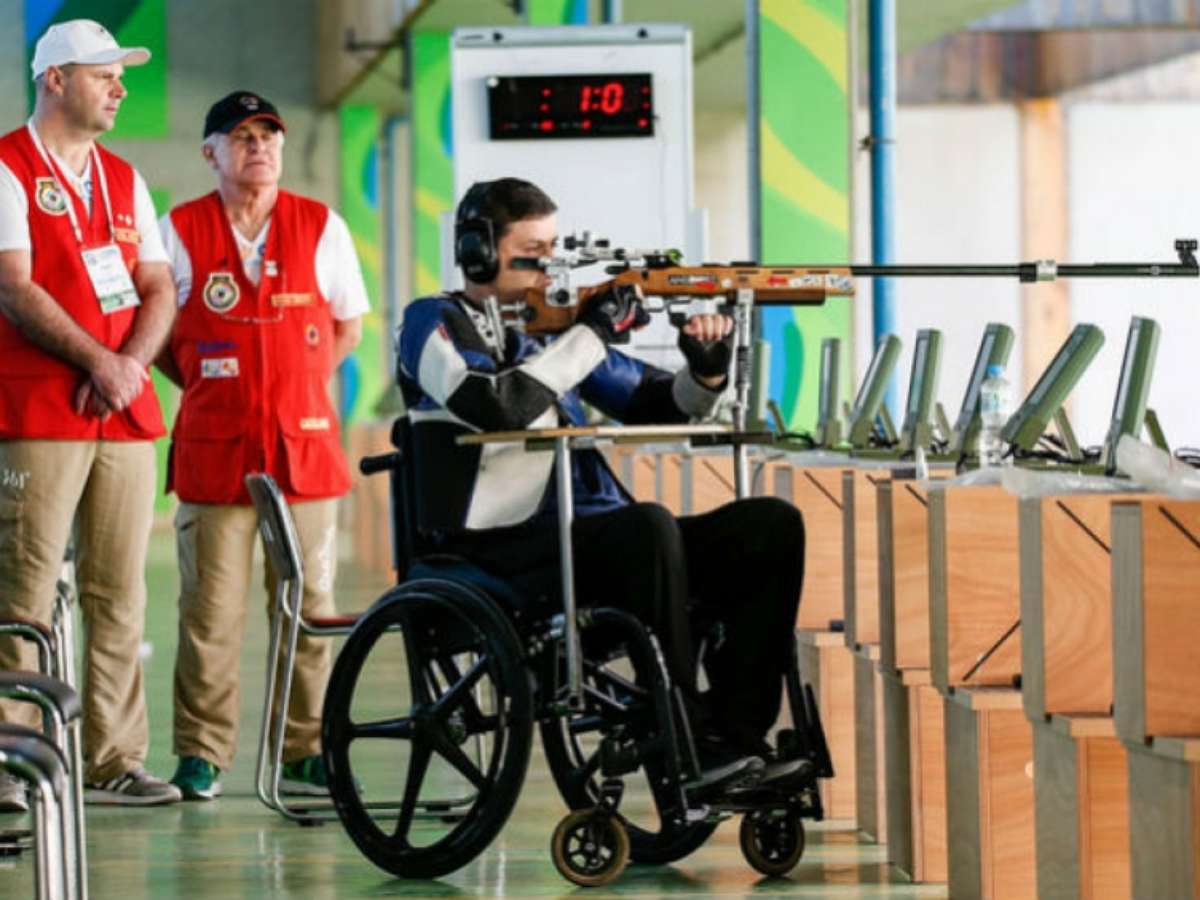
[{"left": 321, "top": 418, "right": 833, "bottom": 887}]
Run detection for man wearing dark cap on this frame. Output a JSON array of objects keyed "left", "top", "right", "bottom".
[
  {"left": 0, "top": 18, "right": 180, "bottom": 808},
  {"left": 158, "top": 91, "right": 368, "bottom": 800}
]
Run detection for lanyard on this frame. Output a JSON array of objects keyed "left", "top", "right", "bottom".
[{"left": 25, "top": 122, "right": 116, "bottom": 246}]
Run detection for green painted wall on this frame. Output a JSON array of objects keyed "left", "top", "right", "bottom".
[
  {"left": 410, "top": 31, "right": 453, "bottom": 297},
  {"left": 758, "top": 0, "right": 853, "bottom": 431},
  {"left": 24, "top": 0, "right": 168, "bottom": 138},
  {"left": 338, "top": 105, "right": 385, "bottom": 423}
]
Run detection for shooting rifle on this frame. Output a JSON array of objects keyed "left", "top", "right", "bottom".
[{"left": 498, "top": 234, "right": 1198, "bottom": 496}]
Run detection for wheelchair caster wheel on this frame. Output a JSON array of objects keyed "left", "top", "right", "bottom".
[
  {"left": 739, "top": 808, "right": 805, "bottom": 877},
  {"left": 551, "top": 809, "right": 630, "bottom": 887}
]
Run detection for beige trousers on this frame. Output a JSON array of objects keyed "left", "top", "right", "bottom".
[
  {"left": 172, "top": 498, "right": 338, "bottom": 771},
  {"left": 0, "top": 439, "right": 156, "bottom": 783}
]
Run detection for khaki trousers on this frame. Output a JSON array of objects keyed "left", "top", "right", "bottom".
[
  {"left": 172, "top": 498, "right": 338, "bottom": 770},
  {"left": 0, "top": 439, "right": 156, "bottom": 783}
]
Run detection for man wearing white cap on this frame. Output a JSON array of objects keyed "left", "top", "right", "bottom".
[{"left": 0, "top": 19, "right": 180, "bottom": 807}]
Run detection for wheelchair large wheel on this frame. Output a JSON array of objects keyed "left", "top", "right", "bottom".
[
  {"left": 322, "top": 579, "right": 533, "bottom": 879},
  {"left": 539, "top": 633, "right": 716, "bottom": 865}
]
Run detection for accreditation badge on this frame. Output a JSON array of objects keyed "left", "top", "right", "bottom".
[{"left": 82, "top": 243, "right": 139, "bottom": 314}]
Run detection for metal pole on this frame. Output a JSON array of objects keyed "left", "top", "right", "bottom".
[
  {"left": 868, "top": 0, "right": 898, "bottom": 415},
  {"left": 745, "top": 0, "right": 762, "bottom": 267},
  {"left": 554, "top": 436, "right": 583, "bottom": 710},
  {"left": 732, "top": 288, "right": 753, "bottom": 498}
]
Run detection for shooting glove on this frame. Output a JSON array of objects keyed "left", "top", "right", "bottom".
[
  {"left": 678, "top": 325, "right": 735, "bottom": 379},
  {"left": 578, "top": 283, "right": 650, "bottom": 344}
]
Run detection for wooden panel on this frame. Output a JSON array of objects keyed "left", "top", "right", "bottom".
[
  {"left": 776, "top": 465, "right": 845, "bottom": 631},
  {"left": 878, "top": 481, "right": 898, "bottom": 672},
  {"left": 894, "top": 479, "right": 935, "bottom": 671},
  {"left": 689, "top": 454, "right": 736, "bottom": 515},
  {"left": 980, "top": 707, "right": 1037, "bottom": 900},
  {"left": 944, "top": 486, "right": 1022, "bottom": 688},
  {"left": 1141, "top": 500, "right": 1200, "bottom": 737},
  {"left": 854, "top": 651, "right": 881, "bottom": 840},
  {"left": 655, "top": 452, "right": 684, "bottom": 515},
  {"left": 630, "top": 453, "right": 656, "bottom": 502},
  {"left": 1079, "top": 736, "right": 1131, "bottom": 900},
  {"left": 946, "top": 696, "right": 984, "bottom": 897},
  {"left": 911, "top": 683, "right": 948, "bottom": 883},
  {"left": 1111, "top": 502, "right": 1147, "bottom": 745},
  {"left": 1127, "top": 745, "right": 1200, "bottom": 899},
  {"left": 799, "top": 637, "right": 856, "bottom": 819},
  {"left": 883, "top": 671, "right": 914, "bottom": 876},
  {"left": 1041, "top": 495, "right": 1136, "bottom": 717},
  {"left": 1032, "top": 721, "right": 1081, "bottom": 898},
  {"left": 846, "top": 469, "right": 887, "bottom": 648}
]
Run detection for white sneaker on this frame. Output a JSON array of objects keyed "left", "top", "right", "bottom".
[
  {"left": 84, "top": 768, "right": 182, "bottom": 806},
  {"left": 0, "top": 773, "right": 28, "bottom": 813}
]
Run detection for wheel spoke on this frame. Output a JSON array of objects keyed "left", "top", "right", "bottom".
[
  {"left": 432, "top": 655, "right": 489, "bottom": 720},
  {"left": 393, "top": 737, "right": 433, "bottom": 841},
  {"left": 350, "top": 716, "right": 415, "bottom": 741},
  {"left": 431, "top": 731, "right": 488, "bottom": 791},
  {"left": 397, "top": 609, "right": 432, "bottom": 706}
]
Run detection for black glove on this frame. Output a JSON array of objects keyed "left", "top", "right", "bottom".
[
  {"left": 578, "top": 283, "right": 649, "bottom": 344},
  {"left": 678, "top": 323, "right": 735, "bottom": 379}
]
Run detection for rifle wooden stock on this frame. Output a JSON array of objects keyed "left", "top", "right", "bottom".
[{"left": 513, "top": 265, "right": 856, "bottom": 335}]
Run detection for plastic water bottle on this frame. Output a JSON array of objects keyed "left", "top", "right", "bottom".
[{"left": 978, "top": 364, "right": 1011, "bottom": 468}]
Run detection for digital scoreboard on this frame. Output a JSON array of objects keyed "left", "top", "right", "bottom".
[{"left": 487, "top": 73, "right": 654, "bottom": 139}]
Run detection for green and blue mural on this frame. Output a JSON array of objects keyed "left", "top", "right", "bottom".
[
  {"left": 338, "top": 104, "right": 385, "bottom": 424},
  {"left": 411, "top": 30, "right": 454, "bottom": 297},
  {"left": 24, "top": 0, "right": 168, "bottom": 138},
  {"left": 758, "top": 0, "right": 852, "bottom": 431}
]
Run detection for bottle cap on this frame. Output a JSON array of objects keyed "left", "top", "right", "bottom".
[{"left": 985, "top": 364, "right": 1004, "bottom": 378}]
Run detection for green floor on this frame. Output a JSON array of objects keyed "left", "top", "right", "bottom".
[{"left": 1, "top": 529, "right": 949, "bottom": 898}]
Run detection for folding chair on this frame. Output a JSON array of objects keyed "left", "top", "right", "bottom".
[
  {"left": 246, "top": 473, "right": 363, "bottom": 823},
  {"left": 0, "top": 673, "right": 86, "bottom": 899},
  {"left": 246, "top": 469, "right": 484, "bottom": 826},
  {"left": 0, "top": 723, "right": 69, "bottom": 900}
]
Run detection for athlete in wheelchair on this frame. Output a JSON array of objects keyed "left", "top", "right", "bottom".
[{"left": 320, "top": 178, "right": 832, "bottom": 886}]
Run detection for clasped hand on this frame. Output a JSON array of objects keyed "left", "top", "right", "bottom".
[{"left": 75, "top": 350, "right": 151, "bottom": 419}]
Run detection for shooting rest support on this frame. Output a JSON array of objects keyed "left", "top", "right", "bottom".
[{"left": 457, "top": 423, "right": 738, "bottom": 710}]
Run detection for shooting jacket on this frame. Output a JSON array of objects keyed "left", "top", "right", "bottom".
[{"left": 396, "top": 292, "right": 722, "bottom": 533}]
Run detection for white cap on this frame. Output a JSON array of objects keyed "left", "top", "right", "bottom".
[{"left": 31, "top": 19, "right": 151, "bottom": 80}]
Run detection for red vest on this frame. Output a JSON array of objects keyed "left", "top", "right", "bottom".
[
  {"left": 0, "top": 126, "right": 164, "bottom": 440},
  {"left": 167, "top": 190, "right": 352, "bottom": 505}
]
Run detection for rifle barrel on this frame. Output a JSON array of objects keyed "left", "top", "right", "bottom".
[{"left": 847, "top": 262, "right": 1198, "bottom": 281}]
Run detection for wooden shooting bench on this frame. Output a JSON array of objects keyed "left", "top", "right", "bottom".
[
  {"left": 928, "top": 481, "right": 1035, "bottom": 899},
  {"left": 1111, "top": 497, "right": 1200, "bottom": 899},
  {"left": 1019, "top": 488, "right": 1145, "bottom": 900}
]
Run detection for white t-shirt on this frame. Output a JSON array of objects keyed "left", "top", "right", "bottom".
[
  {"left": 0, "top": 142, "right": 168, "bottom": 264},
  {"left": 158, "top": 206, "right": 369, "bottom": 322}
]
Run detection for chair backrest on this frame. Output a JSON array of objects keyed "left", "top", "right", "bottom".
[
  {"left": 389, "top": 417, "right": 421, "bottom": 581},
  {"left": 245, "top": 473, "right": 303, "bottom": 583}
]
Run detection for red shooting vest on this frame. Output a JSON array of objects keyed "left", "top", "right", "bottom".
[
  {"left": 0, "top": 126, "right": 164, "bottom": 439},
  {"left": 167, "top": 190, "right": 352, "bottom": 505}
]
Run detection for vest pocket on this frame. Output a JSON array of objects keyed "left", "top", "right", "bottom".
[{"left": 278, "top": 421, "right": 350, "bottom": 499}]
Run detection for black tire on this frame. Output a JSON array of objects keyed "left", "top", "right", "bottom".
[
  {"left": 322, "top": 579, "right": 533, "bottom": 879},
  {"left": 739, "top": 809, "right": 806, "bottom": 877},
  {"left": 551, "top": 809, "right": 630, "bottom": 887},
  {"left": 539, "top": 643, "right": 716, "bottom": 865}
]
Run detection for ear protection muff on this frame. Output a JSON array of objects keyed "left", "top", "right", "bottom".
[{"left": 454, "top": 181, "right": 499, "bottom": 284}]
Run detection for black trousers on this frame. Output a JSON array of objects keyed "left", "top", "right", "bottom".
[{"left": 443, "top": 497, "right": 805, "bottom": 750}]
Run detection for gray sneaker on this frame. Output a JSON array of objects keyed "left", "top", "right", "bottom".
[
  {"left": 84, "top": 768, "right": 182, "bottom": 806},
  {"left": 0, "top": 773, "right": 28, "bottom": 813}
]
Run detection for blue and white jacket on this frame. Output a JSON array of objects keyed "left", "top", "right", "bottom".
[{"left": 396, "top": 292, "right": 723, "bottom": 533}]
